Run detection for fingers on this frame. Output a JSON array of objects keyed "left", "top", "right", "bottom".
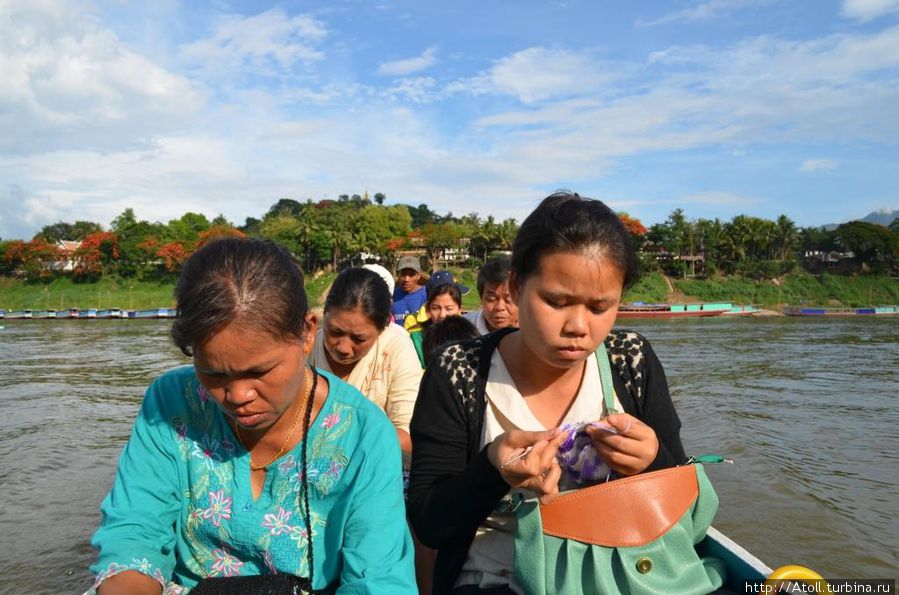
[
  {"left": 588, "top": 414, "right": 659, "bottom": 475},
  {"left": 490, "top": 427, "right": 567, "bottom": 491},
  {"left": 503, "top": 427, "right": 561, "bottom": 449},
  {"left": 538, "top": 459, "right": 562, "bottom": 503}
]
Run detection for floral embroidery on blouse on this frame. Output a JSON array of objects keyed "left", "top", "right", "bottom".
[
  {"left": 201, "top": 489, "right": 233, "bottom": 527},
  {"left": 89, "top": 371, "right": 367, "bottom": 593}
]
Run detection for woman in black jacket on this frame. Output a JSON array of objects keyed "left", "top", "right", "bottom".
[{"left": 408, "top": 191, "right": 687, "bottom": 595}]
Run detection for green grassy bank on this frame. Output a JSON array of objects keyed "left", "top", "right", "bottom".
[
  {"left": 673, "top": 272, "right": 899, "bottom": 308},
  {"left": 2, "top": 271, "right": 897, "bottom": 311}
]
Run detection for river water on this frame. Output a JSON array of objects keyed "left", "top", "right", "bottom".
[{"left": 0, "top": 317, "right": 896, "bottom": 593}]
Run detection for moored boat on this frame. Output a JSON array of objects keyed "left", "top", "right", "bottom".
[
  {"left": 720, "top": 304, "right": 763, "bottom": 316},
  {"left": 784, "top": 305, "right": 899, "bottom": 316},
  {"left": 618, "top": 302, "right": 731, "bottom": 319},
  {"left": 5, "top": 309, "right": 33, "bottom": 319}
]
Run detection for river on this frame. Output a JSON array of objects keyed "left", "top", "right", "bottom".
[{"left": 0, "top": 317, "right": 896, "bottom": 592}]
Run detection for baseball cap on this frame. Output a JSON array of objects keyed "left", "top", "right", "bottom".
[
  {"left": 396, "top": 255, "right": 423, "bottom": 274},
  {"left": 426, "top": 270, "right": 470, "bottom": 297}
]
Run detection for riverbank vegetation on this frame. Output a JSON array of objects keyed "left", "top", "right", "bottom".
[
  {"left": 2, "top": 270, "right": 896, "bottom": 311},
  {"left": 1, "top": 195, "right": 897, "bottom": 310}
]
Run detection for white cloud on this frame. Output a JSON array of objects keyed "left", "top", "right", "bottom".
[
  {"left": 799, "top": 159, "right": 840, "bottom": 172},
  {"left": 637, "top": 0, "right": 779, "bottom": 27},
  {"left": 448, "top": 47, "right": 617, "bottom": 104},
  {"left": 179, "top": 8, "right": 327, "bottom": 74},
  {"left": 0, "top": 0, "right": 203, "bottom": 154},
  {"left": 382, "top": 77, "right": 438, "bottom": 103},
  {"left": 841, "top": 0, "right": 899, "bottom": 21},
  {"left": 377, "top": 47, "right": 437, "bottom": 76}
]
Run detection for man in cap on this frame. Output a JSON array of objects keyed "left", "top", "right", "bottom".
[{"left": 392, "top": 255, "right": 428, "bottom": 324}]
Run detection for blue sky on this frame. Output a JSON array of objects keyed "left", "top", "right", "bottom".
[{"left": 2, "top": 0, "right": 899, "bottom": 240}]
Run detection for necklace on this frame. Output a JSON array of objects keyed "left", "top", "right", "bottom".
[{"left": 236, "top": 366, "right": 314, "bottom": 471}]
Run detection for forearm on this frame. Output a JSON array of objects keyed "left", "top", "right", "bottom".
[
  {"left": 396, "top": 427, "right": 412, "bottom": 453},
  {"left": 97, "top": 570, "right": 161, "bottom": 595}
]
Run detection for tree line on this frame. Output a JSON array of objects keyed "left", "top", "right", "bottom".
[
  {"left": 0, "top": 194, "right": 520, "bottom": 282},
  {"left": 1, "top": 193, "right": 897, "bottom": 283},
  {"left": 636, "top": 209, "right": 899, "bottom": 278}
]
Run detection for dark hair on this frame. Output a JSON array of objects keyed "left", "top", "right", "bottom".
[
  {"left": 426, "top": 283, "right": 462, "bottom": 309},
  {"left": 421, "top": 315, "right": 479, "bottom": 363},
  {"left": 476, "top": 256, "right": 512, "bottom": 296},
  {"left": 324, "top": 268, "right": 392, "bottom": 331},
  {"left": 172, "top": 238, "right": 308, "bottom": 356},
  {"left": 511, "top": 191, "right": 639, "bottom": 290}
]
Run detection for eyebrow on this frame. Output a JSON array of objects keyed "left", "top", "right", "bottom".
[
  {"left": 197, "top": 358, "right": 280, "bottom": 376},
  {"left": 542, "top": 290, "right": 618, "bottom": 304}
]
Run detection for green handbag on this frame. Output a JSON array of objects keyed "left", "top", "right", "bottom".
[{"left": 512, "top": 344, "right": 727, "bottom": 594}]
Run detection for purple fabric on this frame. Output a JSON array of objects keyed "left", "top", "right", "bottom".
[{"left": 555, "top": 421, "right": 610, "bottom": 485}]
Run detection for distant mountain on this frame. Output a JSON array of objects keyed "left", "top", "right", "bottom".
[
  {"left": 860, "top": 209, "right": 899, "bottom": 226},
  {"left": 823, "top": 209, "right": 899, "bottom": 230}
]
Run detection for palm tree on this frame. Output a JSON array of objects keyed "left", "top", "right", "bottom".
[{"left": 774, "top": 215, "right": 798, "bottom": 261}]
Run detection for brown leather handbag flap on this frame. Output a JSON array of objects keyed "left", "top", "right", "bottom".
[{"left": 539, "top": 465, "right": 699, "bottom": 547}]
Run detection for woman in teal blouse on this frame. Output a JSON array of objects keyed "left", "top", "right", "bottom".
[{"left": 87, "top": 239, "right": 416, "bottom": 594}]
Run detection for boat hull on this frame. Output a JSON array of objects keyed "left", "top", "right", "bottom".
[{"left": 618, "top": 309, "right": 724, "bottom": 319}]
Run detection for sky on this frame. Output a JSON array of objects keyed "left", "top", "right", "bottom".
[{"left": 2, "top": 0, "right": 899, "bottom": 240}]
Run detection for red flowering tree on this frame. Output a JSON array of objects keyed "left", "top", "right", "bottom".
[
  {"left": 1, "top": 240, "right": 26, "bottom": 276},
  {"left": 74, "top": 232, "right": 119, "bottom": 279},
  {"left": 618, "top": 213, "right": 648, "bottom": 251},
  {"left": 21, "top": 238, "right": 61, "bottom": 279},
  {"left": 157, "top": 242, "right": 189, "bottom": 272}
]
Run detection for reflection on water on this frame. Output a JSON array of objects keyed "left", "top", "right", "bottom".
[{"left": 0, "top": 318, "right": 897, "bottom": 592}]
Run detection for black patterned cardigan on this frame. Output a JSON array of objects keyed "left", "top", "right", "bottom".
[{"left": 407, "top": 327, "right": 687, "bottom": 595}]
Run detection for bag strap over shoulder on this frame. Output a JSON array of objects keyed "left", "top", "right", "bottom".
[{"left": 594, "top": 342, "right": 618, "bottom": 416}]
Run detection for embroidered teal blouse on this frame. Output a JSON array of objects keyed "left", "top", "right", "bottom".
[{"left": 88, "top": 366, "right": 416, "bottom": 594}]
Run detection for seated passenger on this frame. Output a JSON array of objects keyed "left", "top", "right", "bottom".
[{"left": 87, "top": 239, "right": 416, "bottom": 595}]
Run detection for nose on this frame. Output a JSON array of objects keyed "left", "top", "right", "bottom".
[
  {"left": 562, "top": 306, "right": 588, "bottom": 336},
  {"left": 330, "top": 337, "right": 352, "bottom": 358},
  {"left": 224, "top": 380, "right": 256, "bottom": 405}
]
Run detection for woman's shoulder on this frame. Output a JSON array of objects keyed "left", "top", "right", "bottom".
[
  {"left": 317, "top": 369, "right": 396, "bottom": 432},
  {"left": 144, "top": 365, "right": 201, "bottom": 409},
  {"left": 604, "top": 329, "right": 649, "bottom": 356},
  {"left": 381, "top": 321, "right": 413, "bottom": 343}
]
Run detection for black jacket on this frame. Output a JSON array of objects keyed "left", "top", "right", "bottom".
[{"left": 408, "top": 328, "right": 687, "bottom": 594}]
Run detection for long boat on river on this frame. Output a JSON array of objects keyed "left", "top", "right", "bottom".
[
  {"left": 617, "top": 302, "right": 732, "bottom": 319},
  {"left": 784, "top": 305, "right": 899, "bottom": 316},
  {"left": 0, "top": 307, "right": 178, "bottom": 320}
]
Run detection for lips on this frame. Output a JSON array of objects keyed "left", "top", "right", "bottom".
[
  {"left": 556, "top": 345, "right": 588, "bottom": 360},
  {"left": 229, "top": 409, "right": 267, "bottom": 427}
]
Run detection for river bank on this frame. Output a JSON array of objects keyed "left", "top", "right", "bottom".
[{"left": 1, "top": 271, "right": 897, "bottom": 311}]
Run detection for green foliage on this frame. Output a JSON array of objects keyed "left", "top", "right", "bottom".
[
  {"left": 834, "top": 221, "right": 898, "bottom": 264},
  {"left": 405, "top": 203, "right": 437, "bottom": 228},
  {"left": 675, "top": 272, "right": 899, "bottom": 307},
  {"left": 623, "top": 272, "right": 670, "bottom": 303}
]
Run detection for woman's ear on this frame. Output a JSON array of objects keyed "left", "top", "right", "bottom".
[{"left": 303, "top": 311, "right": 319, "bottom": 354}]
